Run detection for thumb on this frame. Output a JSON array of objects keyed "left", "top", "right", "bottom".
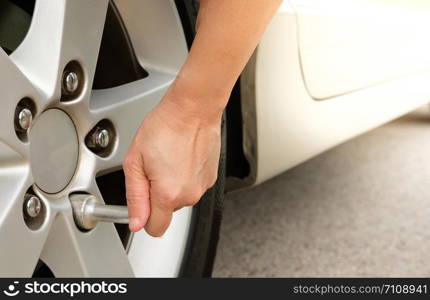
[
  {"left": 144, "top": 182, "right": 174, "bottom": 237},
  {"left": 123, "top": 152, "right": 150, "bottom": 232},
  {"left": 144, "top": 200, "right": 173, "bottom": 237}
]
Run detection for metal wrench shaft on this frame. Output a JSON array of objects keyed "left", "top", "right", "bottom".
[{"left": 70, "top": 194, "right": 129, "bottom": 230}]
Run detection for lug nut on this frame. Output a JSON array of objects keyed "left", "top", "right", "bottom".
[
  {"left": 25, "top": 195, "right": 42, "bottom": 218},
  {"left": 64, "top": 71, "right": 79, "bottom": 94},
  {"left": 85, "top": 120, "right": 115, "bottom": 157},
  {"left": 61, "top": 61, "right": 84, "bottom": 101},
  {"left": 95, "top": 128, "right": 110, "bottom": 148},
  {"left": 17, "top": 108, "right": 33, "bottom": 131},
  {"left": 89, "top": 128, "right": 110, "bottom": 149},
  {"left": 14, "top": 98, "right": 36, "bottom": 142}
]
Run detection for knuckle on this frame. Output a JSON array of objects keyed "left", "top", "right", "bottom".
[
  {"left": 126, "top": 196, "right": 145, "bottom": 212},
  {"left": 208, "top": 173, "right": 218, "bottom": 189},
  {"left": 124, "top": 160, "right": 146, "bottom": 181},
  {"left": 125, "top": 191, "right": 141, "bottom": 204},
  {"left": 122, "top": 156, "right": 137, "bottom": 173},
  {"left": 186, "top": 188, "right": 204, "bottom": 206},
  {"left": 204, "top": 172, "right": 218, "bottom": 190},
  {"left": 157, "top": 186, "right": 181, "bottom": 208}
]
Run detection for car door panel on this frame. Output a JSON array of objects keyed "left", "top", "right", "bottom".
[
  {"left": 290, "top": 0, "right": 430, "bottom": 100},
  {"left": 240, "top": 2, "right": 430, "bottom": 185}
]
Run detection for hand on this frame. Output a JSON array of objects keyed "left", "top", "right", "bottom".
[{"left": 123, "top": 89, "right": 222, "bottom": 236}]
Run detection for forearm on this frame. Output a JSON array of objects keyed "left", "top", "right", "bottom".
[
  {"left": 168, "top": 0, "right": 282, "bottom": 121},
  {"left": 125, "top": 0, "right": 281, "bottom": 235}
]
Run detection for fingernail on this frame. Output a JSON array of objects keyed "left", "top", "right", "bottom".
[{"left": 129, "top": 218, "right": 141, "bottom": 231}]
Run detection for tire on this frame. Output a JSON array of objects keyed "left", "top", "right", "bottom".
[
  {"left": 180, "top": 116, "right": 226, "bottom": 277},
  {"left": 174, "top": 1, "right": 225, "bottom": 277}
]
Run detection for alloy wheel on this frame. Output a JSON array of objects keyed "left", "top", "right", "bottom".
[{"left": 0, "top": 0, "right": 193, "bottom": 277}]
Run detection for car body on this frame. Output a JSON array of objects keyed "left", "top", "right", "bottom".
[{"left": 233, "top": 0, "right": 430, "bottom": 187}]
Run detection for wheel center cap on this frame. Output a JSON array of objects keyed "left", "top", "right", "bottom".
[{"left": 30, "top": 109, "right": 79, "bottom": 194}]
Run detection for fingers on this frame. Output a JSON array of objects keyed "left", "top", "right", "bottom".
[
  {"left": 123, "top": 152, "right": 150, "bottom": 232},
  {"left": 124, "top": 154, "right": 209, "bottom": 236},
  {"left": 145, "top": 202, "right": 173, "bottom": 237},
  {"left": 144, "top": 183, "right": 203, "bottom": 236}
]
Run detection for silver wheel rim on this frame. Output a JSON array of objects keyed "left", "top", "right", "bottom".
[{"left": 0, "top": 0, "right": 193, "bottom": 277}]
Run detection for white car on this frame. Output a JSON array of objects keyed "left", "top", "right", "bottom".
[{"left": 1, "top": 0, "right": 429, "bottom": 277}]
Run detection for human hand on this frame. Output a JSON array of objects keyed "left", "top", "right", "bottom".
[{"left": 123, "top": 88, "right": 222, "bottom": 236}]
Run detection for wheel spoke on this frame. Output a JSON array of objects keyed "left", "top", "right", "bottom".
[
  {"left": 40, "top": 209, "right": 133, "bottom": 277},
  {"left": 0, "top": 49, "right": 35, "bottom": 161},
  {"left": 89, "top": 71, "right": 175, "bottom": 173},
  {"left": 11, "top": 0, "right": 109, "bottom": 99},
  {"left": 0, "top": 166, "right": 53, "bottom": 276}
]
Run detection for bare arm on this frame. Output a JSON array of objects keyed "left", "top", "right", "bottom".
[
  {"left": 173, "top": 0, "right": 282, "bottom": 118},
  {"left": 124, "top": 0, "right": 282, "bottom": 236}
]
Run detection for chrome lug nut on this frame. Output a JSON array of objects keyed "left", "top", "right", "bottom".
[
  {"left": 14, "top": 98, "right": 36, "bottom": 142},
  {"left": 64, "top": 71, "right": 79, "bottom": 94},
  {"left": 85, "top": 121, "right": 115, "bottom": 157},
  {"left": 61, "top": 62, "right": 84, "bottom": 101},
  {"left": 25, "top": 195, "right": 42, "bottom": 218},
  {"left": 92, "top": 128, "right": 110, "bottom": 149},
  {"left": 18, "top": 108, "right": 33, "bottom": 130}
]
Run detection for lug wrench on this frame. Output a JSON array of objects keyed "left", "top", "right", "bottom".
[{"left": 70, "top": 194, "right": 129, "bottom": 230}]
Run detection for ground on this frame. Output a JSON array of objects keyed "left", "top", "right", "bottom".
[{"left": 213, "top": 106, "right": 430, "bottom": 277}]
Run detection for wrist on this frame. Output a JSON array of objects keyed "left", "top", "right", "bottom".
[
  {"left": 163, "top": 76, "right": 228, "bottom": 124},
  {"left": 161, "top": 93, "right": 223, "bottom": 127}
]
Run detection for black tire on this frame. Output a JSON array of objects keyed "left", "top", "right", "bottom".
[
  {"left": 180, "top": 117, "right": 226, "bottom": 277},
  {"left": 174, "top": 1, "right": 225, "bottom": 277}
]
